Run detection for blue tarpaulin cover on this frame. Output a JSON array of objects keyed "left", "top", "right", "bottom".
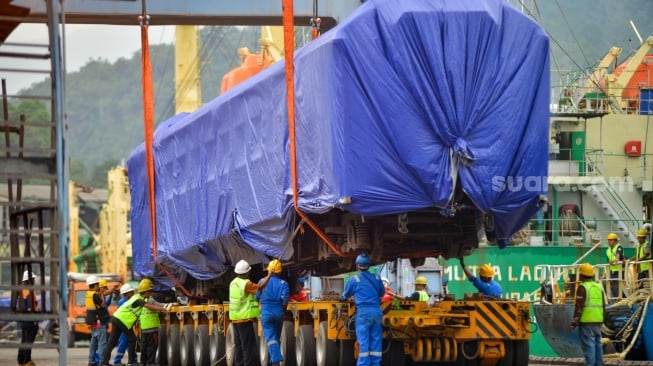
[{"left": 128, "top": 0, "right": 549, "bottom": 284}]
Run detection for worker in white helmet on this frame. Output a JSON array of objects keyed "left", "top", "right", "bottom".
[
  {"left": 15, "top": 269, "right": 38, "bottom": 366},
  {"left": 112, "top": 284, "right": 136, "bottom": 366},
  {"left": 229, "top": 260, "right": 272, "bottom": 366}
]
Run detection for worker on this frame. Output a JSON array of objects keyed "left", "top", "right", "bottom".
[
  {"left": 85, "top": 275, "right": 109, "bottom": 366},
  {"left": 570, "top": 263, "right": 605, "bottom": 366},
  {"left": 380, "top": 277, "right": 395, "bottom": 302},
  {"left": 139, "top": 279, "right": 176, "bottom": 366},
  {"left": 112, "top": 284, "right": 136, "bottom": 366},
  {"left": 94, "top": 278, "right": 118, "bottom": 365},
  {"left": 605, "top": 232, "right": 624, "bottom": 300},
  {"left": 99, "top": 279, "right": 170, "bottom": 366},
  {"left": 393, "top": 276, "right": 429, "bottom": 301},
  {"left": 459, "top": 258, "right": 502, "bottom": 298},
  {"left": 289, "top": 276, "right": 309, "bottom": 302},
  {"left": 14, "top": 270, "right": 38, "bottom": 366},
  {"left": 256, "top": 259, "right": 289, "bottom": 366},
  {"left": 340, "top": 253, "right": 384, "bottom": 366},
  {"left": 229, "top": 259, "right": 272, "bottom": 366},
  {"left": 633, "top": 228, "right": 651, "bottom": 287}
]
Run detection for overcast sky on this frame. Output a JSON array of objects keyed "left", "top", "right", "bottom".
[{"left": 1, "top": 24, "right": 175, "bottom": 94}]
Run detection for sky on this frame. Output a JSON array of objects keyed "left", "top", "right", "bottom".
[{"left": 1, "top": 24, "right": 175, "bottom": 94}]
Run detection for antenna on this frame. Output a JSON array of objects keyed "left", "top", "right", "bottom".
[{"left": 629, "top": 20, "right": 643, "bottom": 45}]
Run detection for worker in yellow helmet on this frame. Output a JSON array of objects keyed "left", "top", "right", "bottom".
[
  {"left": 256, "top": 259, "right": 289, "bottom": 366},
  {"left": 459, "top": 257, "right": 502, "bottom": 298},
  {"left": 605, "top": 232, "right": 624, "bottom": 300},
  {"left": 570, "top": 263, "right": 605, "bottom": 366},
  {"left": 393, "top": 275, "right": 429, "bottom": 301},
  {"left": 632, "top": 228, "right": 651, "bottom": 288}
]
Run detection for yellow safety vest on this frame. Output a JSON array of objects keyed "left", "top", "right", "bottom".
[
  {"left": 139, "top": 300, "right": 160, "bottom": 331},
  {"left": 113, "top": 294, "right": 144, "bottom": 328},
  {"left": 229, "top": 277, "right": 259, "bottom": 321},
  {"left": 579, "top": 281, "right": 604, "bottom": 323},
  {"left": 606, "top": 243, "right": 622, "bottom": 272},
  {"left": 417, "top": 290, "right": 429, "bottom": 301},
  {"left": 637, "top": 241, "right": 651, "bottom": 271}
]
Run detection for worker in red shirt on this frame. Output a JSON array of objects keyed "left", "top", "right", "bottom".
[
  {"left": 289, "top": 277, "right": 309, "bottom": 302},
  {"left": 381, "top": 277, "right": 395, "bottom": 302}
]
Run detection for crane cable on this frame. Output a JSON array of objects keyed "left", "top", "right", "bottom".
[
  {"left": 139, "top": 0, "right": 192, "bottom": 297},
  {"left": 282, "top": 0, "right": 353, "bottom": 259}
]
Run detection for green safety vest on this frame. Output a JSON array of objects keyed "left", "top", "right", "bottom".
[
  {"left": 113, "top": 293, "right": 144, "bottom": 328},
  {"left": 606, "top": 243, "right": 622, "bottom": 272},
  {"left": 579, "top": 281, "right": 604, "bottom": 323},
  {"left": 637, "top": 241, "right": 651, "bottom": 271},
  {"left": 139, "top": 299, "right": 160, "bottom": 331},
  {"left": 229, "top": 277, "right": 259, "bottom": 321},
  {"left": 417, "top": 290, "right": 429, "bottom": 302}
]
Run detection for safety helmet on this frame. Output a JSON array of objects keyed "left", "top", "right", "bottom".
[
  {"left": 579, "top": 263, "right": 594, "bottom": 277},
  {"left": 480, "top": 264, "right": 495, "bottom": 278},
  {"left": 637, "top": 229, "right": 648, "bottom": 237},
  {"left": 415, "top": 276, "right": 428, "bottom": 285},
  {"left": 98, "top": 278, "right": 108, "bottom": 288},
  {"left": 138, "top": 278, "right": 154, "bottom": 293},
  {"left": 607, "top": 233, "right": 619, "bottom": 240},
  {"left": 381, "top": 277, "right": 390, "bottom": 285},
  {"left": 22, "top": 270, "right": 36, "bottom": 282},
  {"left": 234, "top": 260, "right": 251, "bottom": 275},
  {"left": 86, "top": 275, "right": 100, "bottom": 286},
  {"left": 355, "top": 253, "right": 371, "bottom": 269},
  {"left": 267, "top": 259, "right": 282, "bottom": 274},
  {"left": 120, "top": 283, "right": 135, "bottom": 295}
]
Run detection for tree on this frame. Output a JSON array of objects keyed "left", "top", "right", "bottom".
[{"left": 89, "top": 159, "right": 121, "bottom": 189}]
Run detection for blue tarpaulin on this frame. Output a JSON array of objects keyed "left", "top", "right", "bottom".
[{"left": 128, "top": 0, "right": 549, "bottom": 284}]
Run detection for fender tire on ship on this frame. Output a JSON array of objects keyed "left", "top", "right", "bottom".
[
  {"left": 209, "top": 323, "right": 227, "bottom": 366},
  {"left": 194, "top": 324, "right": 210, "bottom": 366}
]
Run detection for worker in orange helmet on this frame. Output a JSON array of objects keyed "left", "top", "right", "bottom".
[{"left": 459, "top": 257, "right": 502, "bottom": 298}]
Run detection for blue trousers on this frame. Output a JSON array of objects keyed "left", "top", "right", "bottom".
[
  {"left": 579, "top": 324, "right": 603, "bottom": 366},
  {"left": 113, "top": 332, "right": 129, "bottom": 364},
  {"left": 355, "top": 307, "right": 383, "bottom": 366},
  {"left": 89, "top": 324, "right": 108, "bottom": 364},
  {"left": 261, "top": 311, "right": 284, "bottom": 363}
]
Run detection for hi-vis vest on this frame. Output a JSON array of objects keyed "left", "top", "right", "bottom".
[
  {"left": 579, "top": 281, "right": 604, "bottom": 323},
  {"left": 606, "top": 243, "right": 623, "bottom": 272},
  {"left": 417, "top": 290, "right": 429, "bottom": 302},
  {"left": 229, "top": 277, "right": 259, "bottom": 321},
  {"left": 85, "top": 290, "right": 109, "bottom": 325},
  {"left": 637, "top": 241, "right": 651, "bottom": 271},
  {"left": 113, "top": 293, "right": 144, "bottom": 328},
  {"left": 139, "top": 299, "right": 160, "bottom": 331}
]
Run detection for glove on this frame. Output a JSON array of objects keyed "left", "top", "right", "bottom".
[{"left": 164, "top": 303, "right": 173, "bottom": 311}]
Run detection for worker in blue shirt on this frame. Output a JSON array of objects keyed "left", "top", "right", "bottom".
[
  {"left": 459, "top": 257, "right": 502, "bottom": 298},
  {"left": 340, "top": 253, "right": 384, "bottom": 366},
  {"left": 256, "top": 259, "right": 290, "bottom": 366}
]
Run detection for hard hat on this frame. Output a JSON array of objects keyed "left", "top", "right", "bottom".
[
  {"left": 637, "top": 229, "right": 648, "bottom": 237},
  {"left": 607, "top": 233, "right": 619, "bottom": 240},
  {"left": 22, "top": 270, "right": 36, "bottom": 282},
  {"left": 480, "top": 264, "right": 495, "bottom": 278},
  {"left": 381, "top": 277, "right": 390, "bottom": 285},
  {"left": 579, "top": 263, "right": 594, "bottom": 277},
  {"left": 86, "top": 275, "right": 100, "bottom": 286},
  {"left": 138, "top": 278, "right": 154, "bottom": 293},
  {"left": 267, "top": 259, "right": 282, "bottom": 274},
  {"left": 120, "top": 283, "right": 135, "bottom": 295},
  {"left": 355, "top": 253, "right": 371, "bottom": 269},
  {"left": 415, "top": 276, "right": 428, "bottom": 285},
  {"left": 98, "top": 278, "right": 108, "bottom": 288},
  {"left": 234, "top": 260, "right": 251, "bottom": 275}
]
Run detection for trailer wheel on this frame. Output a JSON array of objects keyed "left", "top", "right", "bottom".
[
  {"left": 180, "top": 324, "right": 195, "bottom": 366},
  {"left": 209, "top": 324, "right": 226, "bottom": 366},
  {"left": 280, "top": 321, "right": 296, "bottom": 366},
  {"left": 497, "top": 340, "right": 513, "bottom": 366},
  {"left": 295, "top": 324, "right": 316, "bottom": 366},
  {"left": 225, "top": 323, "right": 235, "bottom": 366},
  {"left": 513, "top": 340, "right": 529, "bottom": 365},
  {"left": 194, "top": 324, "right": 210, "bottom": 366},
  {"left": 338, "top": 339, "right": 355, "bottom": 366},
  {"left": 167, "top": 324, "right": 181, "bottom": 366},
  {"left": 156, "top": 324, "right": 168, "bottom": 365},
  {"left": 259, "top": 332, "right": 269, "bottom": 366},
  {"left": 382, "top": 340, "right": 405, "bottom": 366},
  {"left": 316, "top": 321, "right": 338, "bottom": 366}
]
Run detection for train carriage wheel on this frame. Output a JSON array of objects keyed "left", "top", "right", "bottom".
[
  {"left": 295, "top": 324, "right": 316, "bottom": 366},
  {"left": 194, "top": 324, "right": 210, "bottom": 366},
  {"left": 209, "top": 323, "right": 227, "bottom": 366}
]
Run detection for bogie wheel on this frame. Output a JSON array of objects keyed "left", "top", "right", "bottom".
[
  {"left": 497, "top": 340, "right": 514, "bottom": 366},
  {"left": 194, "top": 324, "right": 210, "bottom": 366},
  {"left": 156, "top": 325, "right": 168, "bottom": 365},
  {"left": 180, "top": 324, "right": 195, "bottom": 366},
  {"left": 382, "top": 340, "right": 406, "bottom": 366},
  {"left": 167, "top": 324, "right": 181, "bottom": 366},
  {"left": 225, "top": 324, "right": 235, "bottom": 366},
  {"left": 295, "top": 324, "right": 316, "bottom": 366},
  {"left": 280, "top": 321, "right": 296, "bottom": 366},
  {"left": 513, "top": 340, "right": 529, "bottom": 365},
  {"left": 260, "top": 332, "right": 269, "bottom": 366},
  {"left": 316, "top": 321, "right": 338, "bottom": 366},
  {"left": 338, "top": 339, "right": 356, "bottom": 366},
  {"left": 209, "top": 323, "right": 227, "bottom": 366}
]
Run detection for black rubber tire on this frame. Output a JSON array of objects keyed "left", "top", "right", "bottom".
[
  {"left": 497, "top": 340, "right": 514, "bottom": 366},
  {"left": 456, "top": 341, "right": 480, "bottom": 366},
  {"left": 260, "top": 331, "right": 269, "bottom": 366},
  {"left": 513, "top": 340, "right": 529, "bottom": 365},
  {"left": 338, "top": 339, "right": 356, "bottom": 366},
  {"left": 225, "top": 324, "right": 235, "bottom": 366},
  {"left": 316, "top": 321, "right": 338, "bottom": 366},
  {"left": 382, "top": 340, "right": 406, "bottom": 366},
  {"left": 280, "top": 321, "right": 296, "bottom": 366},
  {"left": 209, "top": 323, "right": 227, "bottom": 366},
  {"left": 180, "top": 324, "right": 195, "bottom": 366},
  {"left": 156, "top": 324, "right": 168, "bottom": 365},
  {"left": 295, "top": 324, "right": 316, "bottom": 366},
  {"left": 194, "top": 324, "right": 210, "bottom": 366},
  {"left": 167, "top": 324, "right": 181, "bottom": 366}
]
